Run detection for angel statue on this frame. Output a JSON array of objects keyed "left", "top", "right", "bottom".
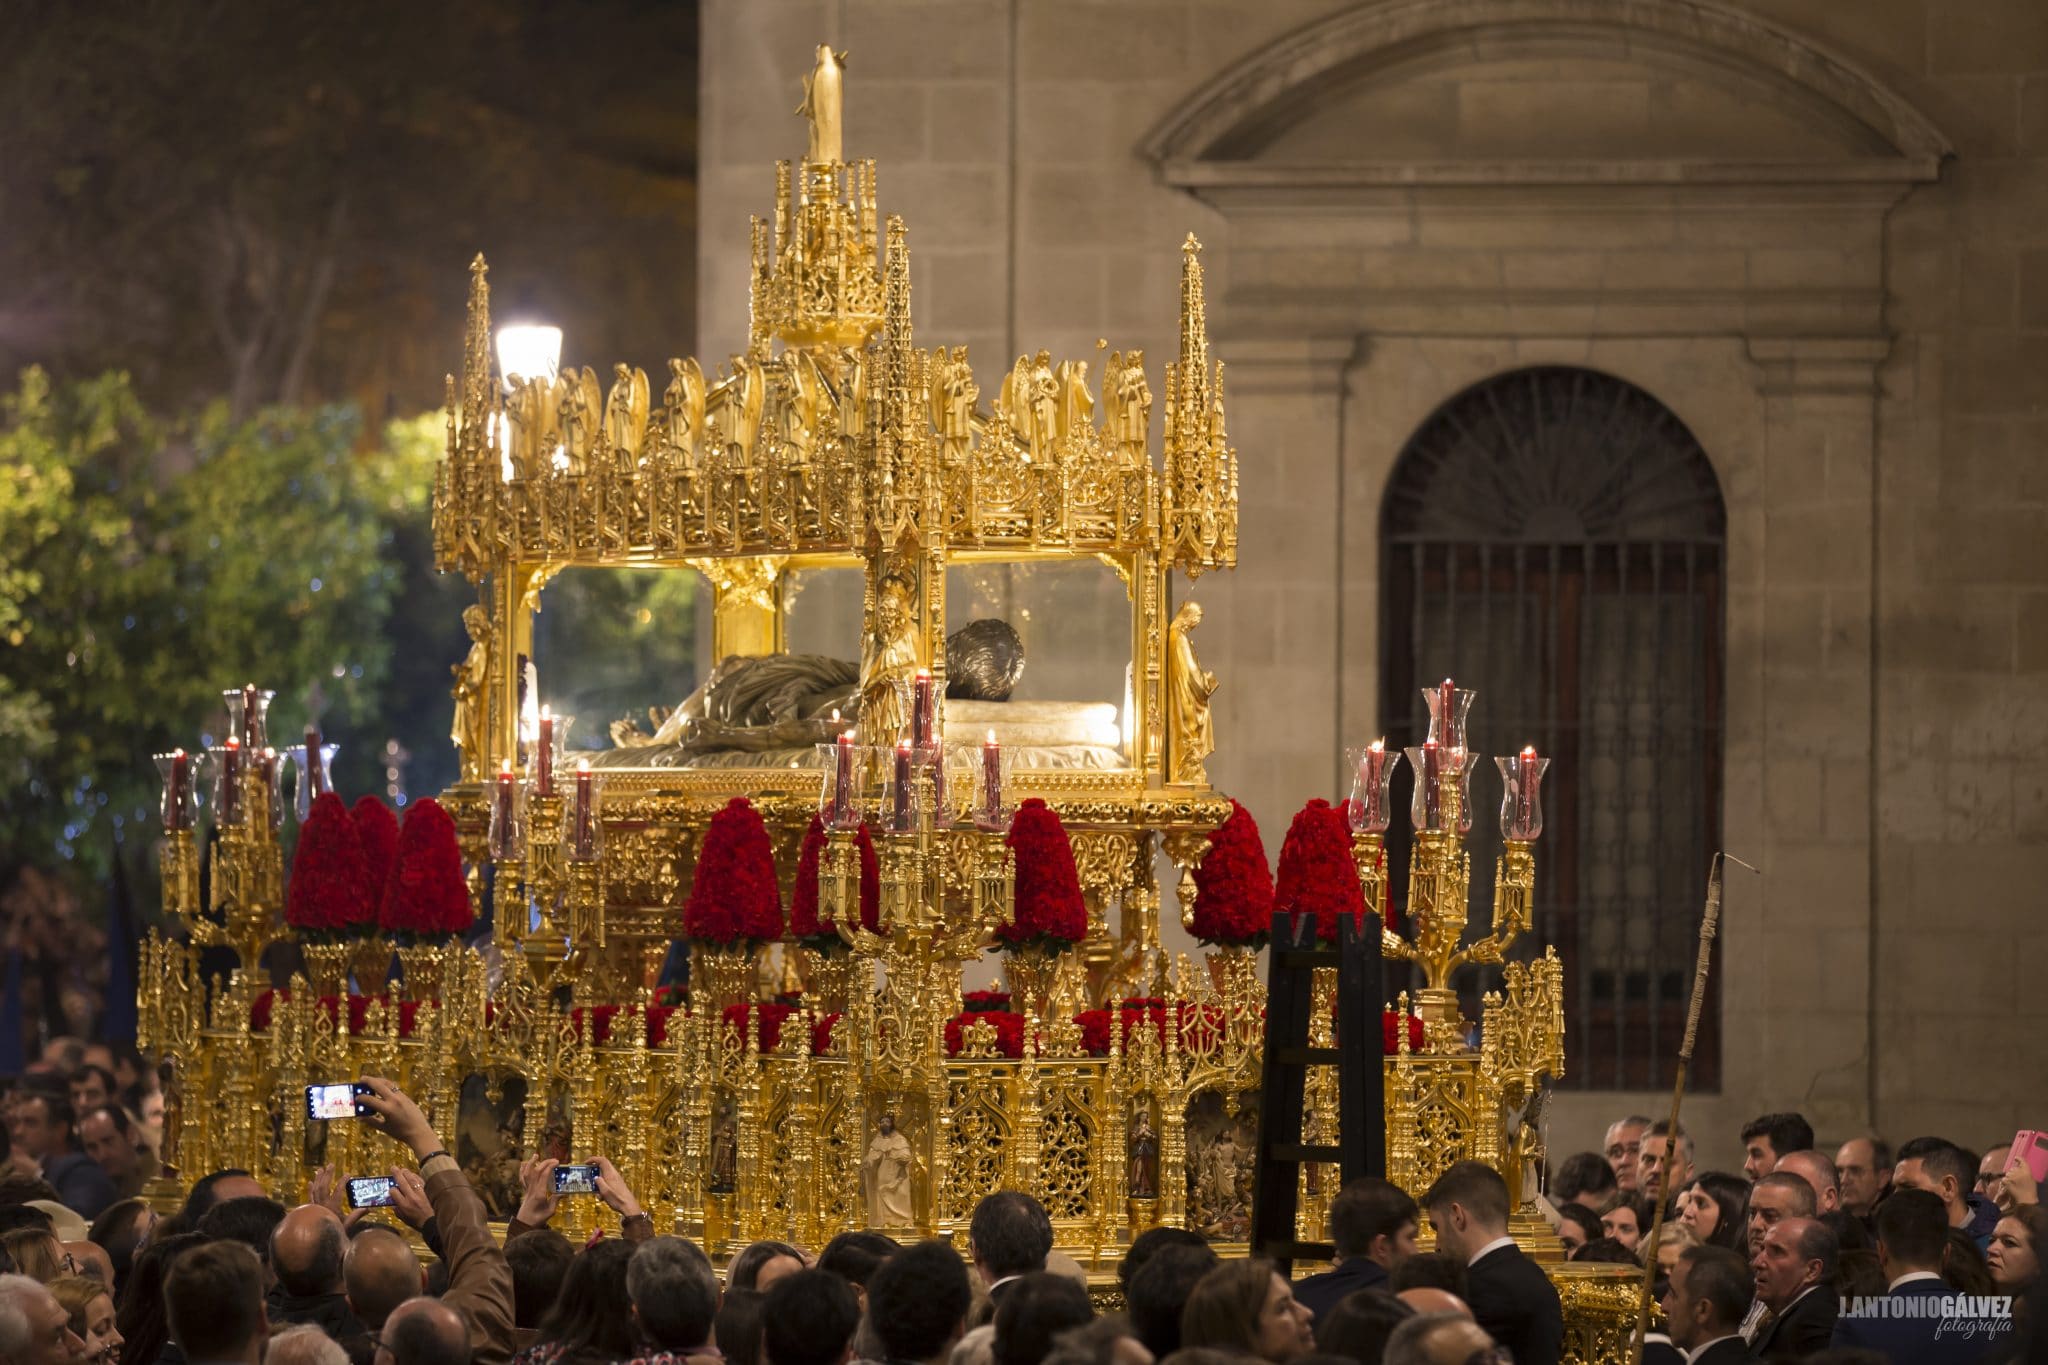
[
  {"left": 604, "top": 363, "right": 650, "bottom": 460},
  {"left": 1028, "top": 351, "right": 1058, "bottom": 456},
  {"left": 665, "top": 357, "right": 705, "bottom": 465},
  {"left": 451, "top": 603, "right": 493, "bottom": 781},
  {"left": 1167, "top": 600, "right": 1218, "bottom": 785},
  {"left": 797, "top": 45, "right": 846, "bottom": 165},
  {"left": 999, "top": 354, "right": 1035, "bottom": 453},
  {"left": 503, "top": 376, "right": 546, "bottom": 480}
]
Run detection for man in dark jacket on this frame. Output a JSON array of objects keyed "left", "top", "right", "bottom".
[
  {"left": 1895, "top": 1136, "right": 2002, "bottom": 1251},
  {"left": 1294, "top": 1177, "right": 1419, "bottom": 1325},
  {"left": 270, "top": 1205, "right": 367, "bottom": 1346},
  {"left": 13, "top": 1093, "right": 116, "bottom": 1219},
  {"left": 1831, "top": 1189, "right": 2006, "bottom": 1363},
  {"left": 1748, "top": 1217, "right": 1838, "bottom": 1360},
  {"left": 1421, "top": 1160, "right": 1561, "bottom": 1365}
]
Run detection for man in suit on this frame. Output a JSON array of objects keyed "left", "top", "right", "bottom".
[
  {"left": 1831, "top": 1188, "right": 2006, "bottom": 1363},
  {"left": 1641, "top": 1119, "right": 1696, "bottom": 1218},
  {"left": 1740, "top": 1113, "right": 1815, "bottom": 1181},
  {"left": 1294, "top": 1177, "right": 1419, "bottom": 1324},
  {"left": 965, "top": 1191, "right": 1052, "bottom": 1322},
  {"left": 1661, "top": 1245, "right": 1764, "bottom": 1364},
  {"left": 1747, "top": 1216, "right": 1838, "bottom": 1360},
  {"left": 1421, "top": 1160, "right": 1561, "bottom": 1365}
]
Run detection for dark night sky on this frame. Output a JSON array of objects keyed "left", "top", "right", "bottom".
[{"left": 0, "top": 0, "right": 699, "bottom": 421}]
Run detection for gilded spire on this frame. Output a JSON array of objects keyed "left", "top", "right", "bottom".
[{"left": 461, "top": 253, "right": 492, "bottom": 444}]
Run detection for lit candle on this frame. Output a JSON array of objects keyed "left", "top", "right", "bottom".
[
  {"left": 168, "top": 749, "right": 191, "bottom": 830},
  {"left": 261, "top": 747, "right": 279, "bottom": 829},
  {"left": 1438, "top": 678, "right": 1457, "bottom": 750},
  {"left": 242, "top": 682, "right": 259, "bottom": 745},
  {"left": 536, "top": 706, "right": 554, "bottom": 797},
  {"left": 832, "top": 731, "right": 855, "bottom": 827},
  {"left": 1517, "top": 744, "right": 1538, "bottom": 835},
  {"left": 305, "top": 725, "right": 327, "bottom": 795},
  {"left": 1422, "top": 738, "right": 1441, "bottom": 830},
  {"left": 912, "top": 668, "right": 934, "bottom": 748},
  {"left": 572, "top": 760, "right": 595, "bottom": 859},
  {"left": 497, "top": 758, "right": 516, "bottom": 840},
  {"left": 1361, "top": 739, "right": 1386, "bottom": 829},
  {"left": 981, "top": 729, "right": 1002, "bottom": 826},
  {"left": 893, "top": 738, "right": 913, "bottom": 831},
  {"left": 220, "top": 738, "right": 243, "bottom": 825}
]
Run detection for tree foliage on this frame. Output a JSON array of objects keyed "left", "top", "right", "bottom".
[{"left": 0, "top": 367, "right": 435, "bottom": 878}]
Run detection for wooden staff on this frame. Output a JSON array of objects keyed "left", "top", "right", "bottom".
[{"left": 1630, "top": 852, "right": 1758, "bottom": 1362}]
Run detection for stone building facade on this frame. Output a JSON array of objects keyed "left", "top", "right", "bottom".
[{"left": 697, "top": 0, "right": 2048, "bottom": 1169}]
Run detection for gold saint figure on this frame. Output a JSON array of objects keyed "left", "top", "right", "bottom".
[
  {"left": 451, "top": 603, "right": 494, "bottom": 781},
  {"left": 859, "top": 576, "right": 919, "bottom": 743},
  {"left": 1167, "top": 601, "right": 1218, "bottom": 785},
  {"left": 797, "top": 46, "right": 846, "bottom": 164}
]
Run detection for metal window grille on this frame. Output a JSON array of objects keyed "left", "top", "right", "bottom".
[{"left": 1379, "top": 367, "right": 1726, "bottom": 1090}]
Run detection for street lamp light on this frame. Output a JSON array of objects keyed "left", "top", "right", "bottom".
[{"left": 495, "top": 324, "right": 562, "bottom": 387}]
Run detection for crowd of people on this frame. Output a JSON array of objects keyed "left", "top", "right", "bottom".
[{"left": 1, "top": 1036, "right": 2043, "bottom": 1365}]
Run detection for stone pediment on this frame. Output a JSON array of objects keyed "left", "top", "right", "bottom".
[{"left": 1145, "top": 0, "right": 1949, "bottom": 195}]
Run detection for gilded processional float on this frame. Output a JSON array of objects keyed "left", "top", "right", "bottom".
[{"left": 139, "top": 47, "right": 1645, "bottom": 1360}]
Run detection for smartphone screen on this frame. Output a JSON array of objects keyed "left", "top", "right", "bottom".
[
  {"left": 347, "top": 1176, "right": 396, "bottom": 1209},
  {"left": 554, "top": 1163, "right": 600, "bottom": 1195},
  {"left": 306, "top": 1082, "right": 362, "bottom": 1122}
]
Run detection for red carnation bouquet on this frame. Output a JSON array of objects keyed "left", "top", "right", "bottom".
[
  {"left": 1381, "top": 1009, "right": 1425, "bottom": 1054},
  {"left": 1188, "top": 800, "right": 1275, "bottom": 947},
  {"left": 787, "top": 815, "right": 883, "bottom": 952},
  {"left": 961, "top": 989, "right": 1012, "bottom": 1013},
  {"left": 377, "top": 798, "right": 473, "bottom": 940},
  {"left": 683, "top": 798, "right": 785, "bottom": 947},
  {"left": 997, "top": 798, "right": 1088, "bottom": 952},
  {"left": 720, "top": 1001, "right": 839, "bottom": 1055},
  {"left": 351, "top": 796, "right": 401, "bottom": 925},
  {"left": 288, "top": 792, "right": 373, "bottom": 938},
  {"left": 1273, "top": 798, "right": 1364, "bottom": 943}
]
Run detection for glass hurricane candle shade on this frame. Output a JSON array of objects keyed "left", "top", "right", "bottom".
[
  {"left": 815, "top": 739, "right": 868, "bottom": 831},
  {"left": 154, "top": 751, "right": 206, "bottom": 831},
  {"left": 966, "top": 736, "right": 1016, "bottom": 833},
  {"left": 527, "top": 714, "right": 574, "bottom": 794},
  {"left": 259, "top": 750, "right": 285, "bottom": 831},
  {"left": 222, "top": 687, "right": 275, "bottom": 750},
  {"left": 1496, "top": 751, "right": 1550, "bottom": 841},
  {"left": 292, "top": 743, "right": 341, "bottom": 823},
  {"left": 1403, "top": 745, "right": 1481, "bottom": 833},
  {"left": 1422, "top": 681, "right": 1476, "bottom": 756},
  {"left": 487, "top": 774, "right": 525, "bottom": 860},
  {"left": 208, "top": 745, "right": 245, "bottom": 827},
  {"left": 1345, "top": 743, "right": 1404, "bottom": 834},
  {"left": 568, "top": 766, "right": 602, "bottom": 861}
]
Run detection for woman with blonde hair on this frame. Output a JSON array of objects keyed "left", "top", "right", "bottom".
[
  {"left": 49, "top": 1275, "right": 123, "bottom": 1365},
  {"left": 1637, "top": 1221, "right": 1701, "bottom": 1287},
  {"left": 1178, "top": 1259, "right": 1315, "bottom": 1364},
  {"left": 0, "top": 1227, "right": 67, "bottom": 1282}
]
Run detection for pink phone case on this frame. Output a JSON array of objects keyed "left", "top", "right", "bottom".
[{"left": 2011, "top": 1130, "right": 2048, "bottom": 1183}]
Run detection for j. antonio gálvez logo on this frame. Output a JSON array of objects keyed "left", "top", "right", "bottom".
[{"left": 1840, "top": 1293, "right": 2014, "bottom": 1342}]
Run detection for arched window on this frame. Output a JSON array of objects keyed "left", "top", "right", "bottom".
[{"left": 1381, "top": 367, "right": 1726, "bottom": 1090}]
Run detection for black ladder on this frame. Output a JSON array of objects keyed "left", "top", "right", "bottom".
[{"left": 1247, "top": 910, "right": 1387, "bottom": 1273}]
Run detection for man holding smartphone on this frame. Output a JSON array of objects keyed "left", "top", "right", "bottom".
[{"left": 355, "top": 1075, "right": 516, "bottom": 1365}]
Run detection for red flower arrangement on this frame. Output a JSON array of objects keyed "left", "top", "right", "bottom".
[
  {"left": 1189, "top": 800, "right": 1275, "bottom": 947},
  {"left": 944, "top": 1009, "right": 1027, "bottom": 1058},
  {"left": 787, "top": 815, "right": 882, "bottom": 951},
  {"left": 1381, "top": 1009, "right": 1425, "bottom": 1054},
  {"left": 654, "top": 985, "right": 689, "bottom": 1009},
  {"left": 1273, "top": 798, "right": 1365, "bottom": 943},
  {"left": 289, "top": 793, "right": 373, "bottom": 936},
  {"left": 1073, "top": 1000, "right": 1226, "bottom": 1057},
  {"left": 377, "top": 798, "right": 473, "bottom": 939},
  {"left": 719, "top": 1002, "right": 839, "bottom": 1055},
  {"left": 684, "top": 798, "right": 785, "bottom": 946},
  {"left": 997, "top": 798, "right": 1088, "bottom": 951},
  {"left": 350, "top": 796, "right": 401, "bottom": 924},
  {"left": 961, "top": 989, "right": 1013, "bottom": 1014}
]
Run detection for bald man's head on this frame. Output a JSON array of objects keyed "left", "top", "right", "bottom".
[
  {"left": 273, "top": 1206, "right": 347, "bottom": 1297},
  {"left": 378, "top": 1297, "right": 468, "bottom": 1365},
  {"left": 1394, "top": 1288, "right": 1472, "bottom": 1320},
  {"left": 347, "top": 1228, "right": 425, "bottom": 1331}
]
